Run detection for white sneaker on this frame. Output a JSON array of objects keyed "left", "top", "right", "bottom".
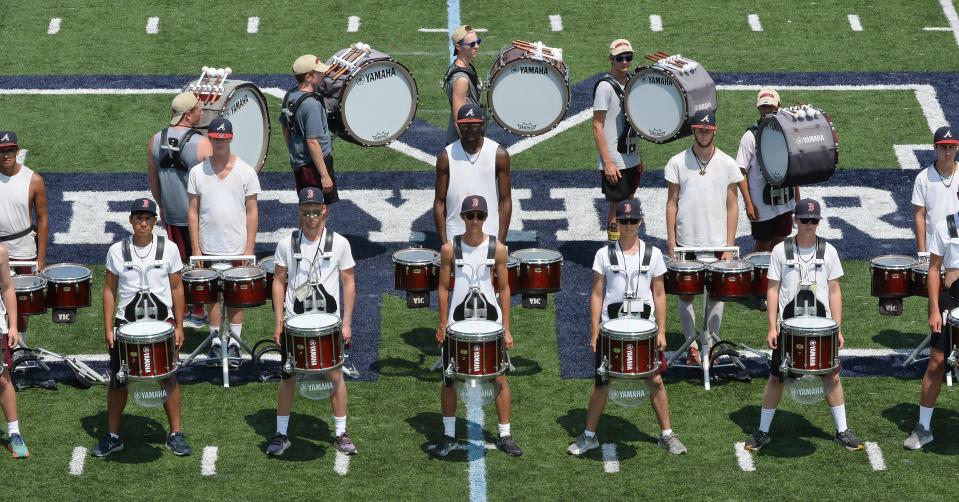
[
  {"left": 566, "top": 433, "right": 600, "bottom": 456},
  {"left": 903, "top": 423, "right": 933, "bottom": 450}
]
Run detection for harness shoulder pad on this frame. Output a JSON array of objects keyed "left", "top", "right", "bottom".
[
  {"left": 593, "top": 75, "right": 624, "bottom": 100},
  {"left": 640, "top": 241, "right": 653, "bottom": 272},
  {"left": 485, "top": 236, "right": 496, "bottom": 266},
  {"left": 291, "top": 229, "right": 302, "bottom": 258},
  {"left": 784, "top": 237, "right": 797, "bottom": 265},
  {"left": 153, "top": 236, "right": 166, "bottom": 266},
  {"left": 949, "top": 213, "right": 958, "bottom": 239},
  {"left": 122, "top": 237, "right": 133, "bottom": 266},
  {"left": 453, "top": 236, "right": 465, "bottom": 267},
  {"left": 606, "top": 242, "right": 619, "bottom": 270},
  {"left": 444, "top": 64, "right": 480, "bottom": 93},
  {"left": 322, "top": 230, "right": 334, "bottom": 260},
  {"left": 815, "top": 237, "right": 826, "bottom": 261}
]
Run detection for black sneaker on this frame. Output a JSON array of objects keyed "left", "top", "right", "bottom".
[
  {"left": 431, "top": 435, "right": 458, "bottom": 458},
  {"left": 208, "top": 344, "right": 222, "bottom": 362},
  {"left": 744, "top": 430, "right": 770, "bottom": 452},
  {"left": 228, "top": 345, "right": 241, "bottom": 368},
  {"left": 266, "top": 433, "right": 291, "bottom": 456},
  {"left": 835, "top": 429, "right": 864, "bottom": 451},
  {"left": 165, "top": 432, "right": 193, "bottom": 456},
  {"left": 91, "top": 434, "right": 124, "bottom": 457},
  {"left": 496, "top": 435, "right": 523, "bottom": 457}
]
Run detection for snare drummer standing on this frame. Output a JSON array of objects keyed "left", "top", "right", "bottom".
[
  {"left": 742, "top": 199, "right": 864, "bottom": 453},
  {"left": 187, "top": 117, "right": 261, "bottom": 363},
  {"left": 265, "top": 188, "right": 357, "bottom": 456},
  {"left": 593, "top": 39, "right": 642, "bottom": 241},
  {"left": 912, "top": 126, "right": 959, "bottom": 253},
  {"left": 94, "top": 198, "right": 191, "bottom": 457},
  {"left": 664, "top": 111, "right": 742, "bottom": 364},
  {"left": 445, "top": 25, "right": 484, "bottom": 145},
  {"left": 0, "top": 245, "right": 28, "bottom": 458},
  {"left": 432, "top": 195, "right": 522, "bottom": 458},
  {"left": 280, "top": 55, "right": 339, "bottom": 200},
  {"left": 567, "top": 199, "right": 687, "bottom": 456}
]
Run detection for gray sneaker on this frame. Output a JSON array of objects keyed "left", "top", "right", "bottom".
[
  {"left": 903, "top": 423, "right": 933, "bottom": 450},
  {"left": 496, "top": 435, "right": 523, "bottom": 457},
  {"left": 744, "top": 430, "right": 770, "bottom": 452},
  {"left": 334, "top": 432, "right": 357, "bottom": 455},
  {"left": 165, "top": 432, "right": 193, "bottom": 456},
  {"left": 227, "top": 345, "right": 242, "bottom": 368},
  {"left": 835, "top": 429, "right": 864, "bottom": 451},
  {"left": 431, "top": 435, "right": 458, "bottom": 458},
  {"left": 207, "top": 344, "right": 222, "bottom": 362},
  {"left": 658, "top": 432, "right": 688, "bottom": 455},
  {"left": 566, "top": 433, "right": 600, "bottom": 456},
  {"left": 266, "top": 433, "right": 291, "bottom": 456}
]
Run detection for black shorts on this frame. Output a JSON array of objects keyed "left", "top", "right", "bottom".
[
  {"left": 750, "top": 211, "right": 794, "bottom": 242},
  {"left": 931, "top": 288, "right": 958, "bottom": 353},
  {"left": 601, "top": 165, "right": 642, "bottom": 202}
]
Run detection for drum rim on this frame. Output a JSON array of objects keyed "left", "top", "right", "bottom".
[
  {"left": 13, "top": 275, "right": 47, "bottom": 291},
  {"left": 947, "top": 307, "right": 959, "bottom": 326},
  {"left": 780, "top": 316, "right": 839, "bottom": 333},
  {"left": 486, "top": 51, "right": 571, "bottom": 137},
  {"left": 41, "top": 263, "right": 92, "bottom": 282},
  {"left": 118, "top": 320, "right": 175, "bottom": 343},
  {"left": 182, "top": 268, "right": 221, "bottom": 281},
  {"left": 707, "top": 260, "right": 755, "bottom": 273},
  {"left": 623, "top": 65, "right": 688, "bottom": 142},
  {"left": 510, "top": 248, "right": 563, "bottom": 264},
  {"left": 745, "top": 252, "right": 772, "bottom": 266},
  {"left": 194, "top": 81, "right": 271, "bottom": 172},
  {"left": 221, "top": 266, "right": 266, "bottom": 281},
  {"left": 446, "top": 319, "right": 505, "bottom": 342},
  {"left": 284, "top": 313, "right": 342, "bottom": 333},
  {"left": 600, "top": 319, "right": 658, "bottom": 340},
  {"left": 869, "top": 255, "right": 917, "bottom": 270},
  {"left": 393, "top": 248, "right": 439, "bottom": 265},
  {"left": 339, "top": 58, "right": 419, "bottom": 146},
  {"left": 666, "top": 260, "right": 706, "bottom": 271}
]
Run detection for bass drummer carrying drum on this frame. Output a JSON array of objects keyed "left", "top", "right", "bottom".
[
  {"left": 445, "top": 25, "right": 484, "bottom": 146},
  {"left": 567, "top": 199, "right": 687, "bottom": 457},
  {"left": 93, "top": 198, "right": 191, "bottom": 458},
  {"left": 742, "top": 199, "right": 864, "bottom": 453}
]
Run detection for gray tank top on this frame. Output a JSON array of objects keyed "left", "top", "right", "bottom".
[{"left": 151, "top": 127, "right": 202, "bottom": 226}]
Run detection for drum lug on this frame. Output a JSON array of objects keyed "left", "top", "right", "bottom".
[
  {"left": 282, "top": 359, "right": 294, "bottom": 375},
  {"left": 948, "top": 348, "right": 958, "bottom": 367},
  {"left": 444, "top": 362, "right": 456, "bottom": 378},
  {"left": 778, "top": 355, "right": 791, "bottom": 379},
  {"left": 116, "top": 364, "right": 128, "bottom": 384},
  {"left": 596, "top": 357, "right": 608, "bottom": 378}
]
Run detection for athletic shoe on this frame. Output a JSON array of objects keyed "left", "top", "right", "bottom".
[
  {"left": 744, "top": 430, "right": 770, "bottom": 452},
  {"left": 607, "top": 222, "right": 620, "bottom": 241},
  {"left": 207, "top": 344, "right": 222, "bottom": 362},
  {"left": 496, "top": 435, "right": 523, "bottom": 457},
  {"left": 7, "top": 433, "right": 29, "bottom": 459},
  {"left": 757, "top": 298, "right": 768, "bottom": 312},
  {"left": 658, "top": 433, "right": 688, "bottom": 455},
  {"left": 165, "top": 432, "right": 193, "bottom": 456},
  {"left": 183, "top": 313, "right": 208, "bottom": 329},
  {"left": 334, "top": 432, "right": 358, "bottom": 455},
  {"left": 431, "top": 435, "right": 458, "bottom": 458},
  {"left": 903, "top": 423, "right": 933, "bottom": 450},
  {"left": 227, "top": 345, "right": 242, "bottom": 368},
  {"left": 566, "top": 433, "right": 600, "bottom": 456},
  {"left": 266, "top": 433, "right": 291, "bottom": 456},
  {"left": 835, "top": 429, "right": 864, "bottom": 451},
  {"left": 91, "top": 434, "right": 124, "bottom": 457}
]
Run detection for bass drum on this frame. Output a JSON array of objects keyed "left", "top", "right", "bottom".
[
  {"left": 486, "top": 43, "right": 569, "bottom": 136},
  {"left": 623, "top": 58, "right": 717, "bottom": 144},
  {"left": 187, "top": 80, "right": 271, "bottom": 172},
  {"left": 756, "top": 105, "right": 838, "bottom": 187}
]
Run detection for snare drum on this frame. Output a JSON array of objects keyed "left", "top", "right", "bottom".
[
  {"left": 869, "top": 255, "right": 916, "bottom": 299},
  {"left": 599, "top": 317, "right": 660, "bottom": 379},
  {"left": 664, "top": 260, "right": 706, "bottom": 295},
  {"left": 707, "top": 260, "right": 754, "bottom": 301},
  {"left": 780, "top": 316, "right": 839, "bottom": 375},
  {"left": 221, "top": 266, "right": 268, "bottom": 308},
  {"left": 259, "top": 256, "right": 277, "bottom": 286},
  {"left": 745, "top": 252, "right": 771, "bottom": 297},
  {"left": 13, "top": 275, "right": 47, "bottom": 316},
  {"left": 486, "top": 42, "right": 569, "bottom": 136},
  {"left": 42, "top": 264, "right": 92, "bottom": 309},
  {"left": 181, "top": 268, "right": 220, "bottom": 305},
  {"left": 511, "top": 249, "right": 563, "bottom": 294},
  {"left": 757, "top": 106, "right": 838, "bottom": 187},
  {"left": 283, "top": 313, "right": 345, "bottom": 373},
  {"left": 190, "top": 80, "right": 270, "bottom": 172},
  {"left": 623, "top": 56, "right": 717, "bottom": 144},
  {"left": 117, "top": 320, "right": 178, "bottom": 380},
  {"left": 909, "top": 262, "right": 943, "bottom": 298},
  {"left": 446, "top": 319, "right": 507, "bottom": 379},
  {"left": 393, "top": 248, "right": 440, "bottom": 292}
]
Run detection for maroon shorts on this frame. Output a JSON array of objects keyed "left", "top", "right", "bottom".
[
  {"left": 750, "top": 211, "right": 794, "bottom": 242},
  {"left": 164, "top": 224, "right": 193, "bottom": 263},
  {"left": 293, "top": 154, "right": 339, "bottom": 204}
]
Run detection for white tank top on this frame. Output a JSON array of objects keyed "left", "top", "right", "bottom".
[
  {"left": 445, "top": 139, "right": 500, "bottom": 239},
  {"left": 448, "top": 236, "right": 502, "bottom": 326},
  {"left": 0, "top": 165, "right": 36, "bottom": 259}
]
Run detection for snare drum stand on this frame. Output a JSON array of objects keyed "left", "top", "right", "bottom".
[
  {"left": 181, "top": 255, "right": 257, "bottom": 388},
  {"left": 666, "top": 247, "right": 766, "bottom": 390}
]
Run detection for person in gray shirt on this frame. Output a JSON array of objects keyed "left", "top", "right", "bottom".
[{"left": 445, "top": 25, "right": 484, "bottom": 146}]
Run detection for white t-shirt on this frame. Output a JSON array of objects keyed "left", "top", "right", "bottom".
[
  {"left": 274, "top": 229, "right": 355, "bottom": 317},
  {"left": 664, "top": 147, "right": 744, "bottom": 247},
  {"left": 105, "top": 236, "right": 184, "bottom": 318},
  {"left": 768, "top": 239, "right": 843, "bottom": 321},
  {"left": 593, "top": 78, "right": 640, "bottom": 170},
  {"left": 736, "top": 129, "right": 796, "bottom": 222},
  {"left": 929, "top": 216, "right": 959, "bottom": 270},
  {"left": 592, "top": 240, "right": 666, "bottom": 322},
  {"left": 187, "top": 157, "right": 261, "bottom": 255},
  {"left": 911, "top": 163, "right": 959, "bottom": 247}
]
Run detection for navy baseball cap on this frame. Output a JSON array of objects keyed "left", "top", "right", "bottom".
[
  {"left": 690, "top": 110, "right": 717, "bottom": 130},
  {"left": 298, "top": 187, "right": 327, "bottom": 205},
  {"left": 0, "top": 131, "right": 18, "bottom": 148},
  {"left": 208, "top": 117, "right": 234, "bottom": 139},
  {"left": 456, "top": 103, "right": 485, "bottom": 124},
  {"left": 934, "top": 126, "right": 958, "bottom": 145},
  {"left": 461, "top": 194, "right": 488, "bottom": 214},
  {"left": 131, "top": 198, "right": 158, "bottom": 215},
  {"left": 616, "top": 199, "right": 642, "bottom": 220},
  {"left": 794, "top": 198, "right": 821, "bottom": 219}
]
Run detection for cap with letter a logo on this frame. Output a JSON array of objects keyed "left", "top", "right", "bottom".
[
  {"left": 0, "top": 130, "right": 18, "bottom": 148},
  {"left": 934, "top": 125, "right": 959, "bottom": 145},
  {"left": 207, "top": 117, "right": 233, "bottom": 139},
  {"left": 456, "top": 103, "right": 485, "bottom": 124},
  {"left": 689, "top": 110, "right": 717, "bottom": 130},
  {"left": 460, "top": 194, "right": 488, "bottom": 214}
]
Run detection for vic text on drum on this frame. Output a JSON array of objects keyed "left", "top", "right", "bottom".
[
  {"left": 912, "top": 126, "right": 959, "bottom": 254},
  {"left": 0, "top": 130, "right": 49, "bottom": 346},
  {"left": 743, "top": 199, "right": 864, "bottom": 453},
  {"left": 187, "top": 117, "right": 261, "bottom": 363},
  {"left": 432, "top": 195, "right": 522, "bottom": 458},
  {"left": 433, "top": 104, "right": 511, "bottom": 245},
  {"left": 0, "top": 245, "right": 28, "bottom": 458},
  {"left": 664, "top": 111, "right": 743, "bottom": 365},
  {"left": 281, "top": 55, "right": 338, "bottom": 200},
  {"left": 445, "top": 25, "right": 484, "bottom": 145},
  {"left": 266, "top": 188, "right": 357, "bottom": 456},
  {"left": 594, "top": 39, "right": 642, "bottom": 241},
  {"left": 94, "top": 198, "right": 191, "bottom": 458},
  {"left": 567, "top": 199, "right": 687, "bottom": 457}
]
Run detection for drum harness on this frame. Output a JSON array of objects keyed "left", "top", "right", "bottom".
[
  {"left": 605, "top": 241, "right": 653, "bottom": 320},
  {"left": 290, "top": 229, "right": 337, "bottom": 315},
  {"left": 121, "top": 236, "right": 170, "bottom": 323},
  {"left": 158, "top": 128, "right": 201, "bottom": 171},
  {"left": 748, "top": 122, "right": 794, "bottom": 206},
  {"left": 593, "top": 74, "right": 638, "bottom": 154},
  {"left": 280, "top": 88, "right": 322, "bottom": 137},
  {"left": 779, "top": 236, "right": 829, "bottom": 377},
  {"left": 452, "top": 235, "right": 498, "bottom": 322},
  {"left": 443, "top": 62, "right": 483, "bottom": 95}
]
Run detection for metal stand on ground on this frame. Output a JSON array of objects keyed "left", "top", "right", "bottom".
[{"left": 903, "top": 253, "right": 933, "bottom": 368}]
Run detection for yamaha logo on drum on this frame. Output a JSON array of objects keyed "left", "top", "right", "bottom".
[
  {"left": 143, "top": 346, "right": 152, "bottom": 373},
  {"left": 226, "top": 94, "right": 249, "bottom": 117},
  {"left": 360, "top": 67, "right": 397, "bottom": 84},
  {"left": 625, "top": 344, "right": 634, "bottom": 371},
  {"left": 513, "top": 66, "right": 548, "bottom": 75},
  {"left": 640, "top": 75, "right": 672, "bottom": 86},
  {"left": 472, "top": 345, "right": 482, "bottom": 371},
  {"left": 809, "top": 339, "right": 818, "bottom": 366},
  {"left": 309, "top": 338, "right": 319, "bottom": 366},
  {"left": 796, "top": 134, "right": 827, "bottom": 145}
]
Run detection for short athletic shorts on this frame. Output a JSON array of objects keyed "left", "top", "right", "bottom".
[
  {"left": 750, "top": 211, "right": 794, "bottom": 242},
  {"left": 601, "top": 165, "right": 642, "bottom": 202}
]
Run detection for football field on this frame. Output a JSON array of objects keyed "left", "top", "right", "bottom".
[{"left": 2, "top": 1, "right": 959, "bottom": 500}]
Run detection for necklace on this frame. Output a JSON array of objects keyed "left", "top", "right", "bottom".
[
  {"left": 133, "top": 238, "right": 154, "bottom": 259},
  {"left": 464, "top": 147, "right": 481, "bottom": 165},
  {"left": 938, "top": 161, "right": 958, "bottom": 188},
  {"left": 694, "top": 147, "right": 714, "bottom": 175}
]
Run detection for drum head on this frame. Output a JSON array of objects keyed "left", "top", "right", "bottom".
[
  {"left": 183, "top": 268, "right": 219, "bottom": 281},
  {"left": 222, "top": 266, "right": 265, "bottom": 280},
  {"left": 448, "top": 319, "right": 503, "bottom": 340},
  {"left": 193, "top": 81, "right": 270, "bottom": 172},
  {"left": 42, "top": 264, "right": 92, "bottom": 281},
  {"left": 488, "top": 56, "right": 568, "bottom": 136},
  {"left": 757, "top": 116, "right": 789, "bottom": 186},
  {"left": 511, "top": 248, "right": 562, "bottom": 264},
  {"left": 783, "top": 316, "right": 837, "bottom": 330},
  {"left": 667, "top": 260, "right": 705, "bottom": 272},
  {"left": 949, "top": 307, "right": 959, "bottom": 325},
  {"left": 624, "top": 67, "right": 685, "bottom": 142},
  {"left": 393, "top": 248, "right": 439, "bottom": 265},
  {"left": 708, "top": 260, "right": 753, "bottom": 273},
  {"left": 259, "top": 257, "right": 276, "bottom": 273},
  {"left": 870, "top": 255, "right": 916, "bottom": 269},
  {"left": 603, "top": 317, "right": 657, "bottom": 337},
  {"left": 118, "top": 320, "right": 172, "bottom": 342},
  {"left": 13, "top": 275, "right": 46, "bottom": 291},
  {"left": 286, "top": 312, "right": 340, "bottom": 330},
  {"left": 913, "top": 262, "right": 930, "bottom": 274},
  {"left": 745, "top": 252, "right": 771, "bottom": 268},
  {"left": 341, "top": 60, "right": 418, "bottom": 146}
]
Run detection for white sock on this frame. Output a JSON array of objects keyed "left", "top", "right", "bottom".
[
  {"left": 7, "top": 420, "right": 19, "bottom": 436},
  {"left": 919, "top": 406, "right": 934, "bottom": 431},
  {"left": 333, "top": 415, "right": 347, "bottom": 436},
  {"left": 759, "top": 408, "right": 776, "bottom": 433},
  {"left": 706, "top": 300, "right": 724, "bottom": 335},
  {"left": 229, "top": 324, "right": 243, "bottom": 347},
  {"left": 276, "top": 415, "right": 290, "bottom": 436},
  {"left": 498, "top": 423, "right": 511, "bottom": 437},
  {"left": 443, "top": 416, "right": 456, "bottom": 437},
  {"left": 211, "top": 328, "right": 221, "bottom": 346},
  {"left": 831, "top": 404, "right": 848, "bottom": 433},
  {"left": 109, "top": 432, "right": 119, "bottom": 439},
  {"left": 583, "top": 430, "right": 595, "bottom": 438},
  {"left": 661, "top": 428, "right": 673, "bottom": 438},
  {"left": 677, "top": 299, "right": 696, "bottom": 340}
]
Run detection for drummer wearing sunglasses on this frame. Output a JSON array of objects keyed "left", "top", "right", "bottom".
[{"left": 445, "top": 25, "right": 484, "bottom": 145}]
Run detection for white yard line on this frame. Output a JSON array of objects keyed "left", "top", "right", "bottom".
[
  {"left": 48, "top": 18, "right": 61, "bottom": 35},
  {"left": 146, "top": 17, "right": 159, "bottom": 35},
  {"left": 848, "top": 14, "right": 863, "bottom": 32},
  {"left": 16, "top": 149, "right": 27, "bottom": 164},
  {"left": 201, "top": 446, "right": 218, "bottom": 476},
  {"left": 649, "top": 15, "right": 663, "bottom": 32},
  {"left": 748, "top": 14, "right": 763, "bottom": 32},
  {"left": 924, "top": 26, "right": 952, "bottom": 31},
  {"left": 601, "top": 443, "right": 619, "bottom": 473},
  {"left": 938, "top": 0, "right": 959, "bottom": 47},
  {"left": 69, "top": 446, "right": 86, "bottom": 476},
  {"left": 387, "top": 141, "right": 436, "bottom": 165},
  {"left": 347, "top": 16, "right": 360, "bottom": 33},
  {"left": 418, "top": 27, "right": 487, "bottom": 32},
  {"left": 507, "top": 108, "right": 592, "bottom": 157},
  {"left": 334, "top": 450, "right": 351, "bottom": 476},
  {"left": 734, "top": 442, "right": 756, "bottom": 472},
  {"left": 865, "top": 442, "right": 887, "bottom": 471},
  {"left": 466, "top": 402, "right": 488, "bottom": 502},
  {"left": 247, "top": 17, "right": 259, "bottom": 34},
  {"left": 549, "top": 15, "right": 563, "bottom": 32}
]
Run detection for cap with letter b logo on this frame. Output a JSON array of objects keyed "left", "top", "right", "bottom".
[
  {"left": 130, "top": 198, "right": 158, "bottom": 216},
  {"left": 298, "top": 187, "right": 327, "bottom": 205},
  {"left": 460, "top": 194, "right": 488, "bottom": 214}
]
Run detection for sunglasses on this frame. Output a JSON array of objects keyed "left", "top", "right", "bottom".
[
  {"left": 459, "top": 38, "right": 482, "bottom": 48},
  {"left": 617, "top": 218, "right": 640, "bottom": 225},
  {"left": 463, "top": 211, "right": 487, "bottom": 221},
  {"left": 301, "top": 210, "right": 324, "bottom": 217},
  {"left": 799, "top": 218, "right": 820, "bottom": 225},
  {"left": 0, "top": 149, "right": 17, "bottom": 156},
  {"left": 613, "top": 54, "right": 633, "bottom": 63}
]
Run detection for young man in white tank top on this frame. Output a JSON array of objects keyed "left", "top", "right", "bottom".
[
  {"left": 432, "top": 195, "right": 522, "bottom": 458},
  {"left": 433, "top": 104, "right": 512, "bottom": 244}
]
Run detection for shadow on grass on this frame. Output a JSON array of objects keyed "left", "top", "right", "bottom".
[
  {"left": 245, "top": 408, "right": 331, "bottom": 461},
  {"left": 729, "top": 405, "right": 830, "bottom": 458},
  {"left": 406, "top": 412, "right": 471, "bottom": 463},
  {"left": 79, "top": 411, "right": 166, "bottom": 463},
  {"left": 557, "top": 242, "right": 596, "bottom": 269},
  {"left": 555, "top": 408, "right": 654, "bottom": 461},
  {"left": 872, "top": 329, "right": 926, "bottom": 349},
  {"left": 373, "top": 328, "right": 439, "bottom": 382},
  {"left": 882, "top": 402, "right": 959, "bottom": 455}
]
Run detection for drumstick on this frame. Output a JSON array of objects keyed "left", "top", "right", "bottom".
[
  {"left": 645, "top": 54, "right": 660, "bottom": 62},
  {"left": 330, "top": 49, "right": 366, "bottom": 79},
  {"left": 326, "top": 48, "right": 359, "bottom": 77},
  {"left": 654, "top": 51, "right": 670, "bottom": 58}
]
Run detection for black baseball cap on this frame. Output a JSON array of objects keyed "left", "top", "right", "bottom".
[
  {"left": 934, "top": 126, "right": 958, "bottom": 145},
  {"left": 616, "top": 198, "right": 642, "bottom": 220},
  {"left": 0, "top": 131, "right": 18, "bottom": 148},
  {"left": 208, "top": 117, "right": 234, "bottom": 139},
  {"left": 690, "top": 110, "right": 717, "bottom": 130},
  {"left": 131, "top": 198, "right": 158, "bottom": 215},
  {"left": 461, "top": 194, "right": 488, "bottom": 214},
  {"left": 794, "top": 198, "right": 821, "bottom": 219},
  {"left": 298, "top": 187, "right": 327, "bottom": 205},
  {"left": 456, "top": 103, "right": 485, "bottom": 124}
]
